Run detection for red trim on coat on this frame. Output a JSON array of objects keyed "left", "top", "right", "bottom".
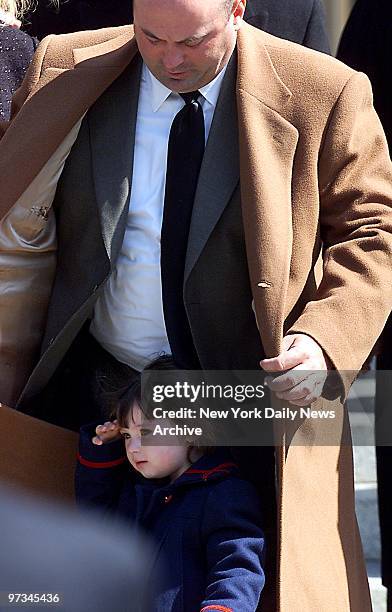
[
  {"left": 186, "top": 462, "right": 237, "bottom": 480},
  {"left": 200, "top": 605, "right": 233, "bottom": 612},
  {"left": 77, "top": 453, "right": 126, "bottom": 469}
]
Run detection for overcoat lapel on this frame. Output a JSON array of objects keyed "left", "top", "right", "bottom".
[
  {"left": 87, "top": 56, "right": 142, "bottom": 262},
  {"left": 184, "top": 54, "right": 239, "bottom": 282},
  {"left": 236, "top": 25, "right": 299, "bottom": 357}
]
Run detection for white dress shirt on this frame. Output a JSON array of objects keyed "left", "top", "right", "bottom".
[{"left": 90, "top": 62, "right": 227, "bottom": 371}]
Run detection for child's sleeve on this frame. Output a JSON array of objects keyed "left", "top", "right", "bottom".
[
  {"left": 75, "top": 423, "right": 128, "bottom": 514},
  {"left": 200, "top": 478, "right": 265, "bottom": 612}
]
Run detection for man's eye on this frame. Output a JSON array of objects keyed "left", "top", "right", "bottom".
[
  {"left": 147, "top": 37, "right": 160, "bottom": 45},
  {"left": 185, "top": 39, "right": 201, "bottom": 47},
  {"left": 121, "top": 432, "right": 131, "bottom": 439}
]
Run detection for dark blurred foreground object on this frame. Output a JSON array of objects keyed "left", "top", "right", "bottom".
[
  {"left": 0, "top": 484, "right": 154, "bottom": 612},
  {"left": 24, "top": 0, "right": 330, "bottom": 54},
  {"left": 338, "top": 3, "right": 392, "bottom": 608},
  {"left": 0, "top": 14, "right": 37, "bottom": 119}
]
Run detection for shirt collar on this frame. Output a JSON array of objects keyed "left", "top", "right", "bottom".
[
  {"left": 144, "top": 62, "right": 228, "bottom": 113},
  {"left": 199, "top": 64, "right": 227, "bottom": 108}
]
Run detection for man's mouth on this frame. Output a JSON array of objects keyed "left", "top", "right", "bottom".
[{"left": 167, "top": 70, "right": 188, "bottom": 79}]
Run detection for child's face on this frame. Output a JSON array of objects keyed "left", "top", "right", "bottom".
[{"left": 119, "top": 403, "right": 192, "bottom": 482}]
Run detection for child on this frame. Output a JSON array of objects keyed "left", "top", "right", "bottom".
[{"left": 76, "top": 357, "right": 265, "bottom": 612}]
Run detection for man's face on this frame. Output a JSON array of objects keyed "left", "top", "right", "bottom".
[{"left": 133, "top": 0, "right": 246, "bottom": 92}]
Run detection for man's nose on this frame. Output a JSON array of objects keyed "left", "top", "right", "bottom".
[{"left": 162, "top": 45, "right": 185, "bottom": 71}]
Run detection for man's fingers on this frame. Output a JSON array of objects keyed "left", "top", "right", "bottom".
[
  {"left": 267, "top": 366, "right": 309, "bottom": 392},
  {"left": 261, "top": 333, "right": 329, "bottom": 374},
  {"left": 284, "top": 387, "right": 322, "bottom": 406},
  {"left": 261, "top": 346, "right": 305, "bottom": 372},
  {"left": 276, "top": 380, "right": 313, "bottom": 401},
  {"left": 274, "top": 374, "right": 326, "bottom": 405},
  {"left": 288, "top": 394, "right": 318, "bottom": 407}
]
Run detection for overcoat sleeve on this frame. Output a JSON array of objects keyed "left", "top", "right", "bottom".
[{"left": 289, "top": 71, "right": 392, "bottom": 379}]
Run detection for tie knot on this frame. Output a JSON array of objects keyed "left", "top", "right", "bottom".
[{"left": 180, "top": 91, "right": 201, "bottom": 105}]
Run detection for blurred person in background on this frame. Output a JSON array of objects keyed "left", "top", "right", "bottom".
[
  {"left": 338, "top": 2, "right": 392, "bottom": 609},
  {"left": 0, "top": 0, "right": 37, "bottom": 120}
]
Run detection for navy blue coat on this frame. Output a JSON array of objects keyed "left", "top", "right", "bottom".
[
  {"left": 0, "top": 24, "right": 37, "bottom": 120},
  {"left": 76, "top": 427, "right": 265, "bottom": 612}
]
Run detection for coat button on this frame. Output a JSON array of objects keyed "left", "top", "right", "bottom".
[{"left": 164, "top": 495, "right": 173, "bottom": 504}]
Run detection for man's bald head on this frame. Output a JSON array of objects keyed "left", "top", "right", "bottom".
[
  {"left": 133, "top": 0, "right": 235, "bottom": 10},
  {"left": 133, "top": 0, "right": 246, "bottom": 92}
]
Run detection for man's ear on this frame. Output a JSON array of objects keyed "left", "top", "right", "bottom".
[{"left": 232, "top": 0, "right": 246, "bottom": 30}]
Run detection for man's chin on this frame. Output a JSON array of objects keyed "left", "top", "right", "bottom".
[{"left": 159, "top": 73, "right": 198, "bottom": 93}]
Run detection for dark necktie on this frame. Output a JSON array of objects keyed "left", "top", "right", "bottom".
[{"left": 161, "top": 91, "right": 205, "bottom": 369}]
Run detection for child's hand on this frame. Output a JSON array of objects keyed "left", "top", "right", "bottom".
[{"left": 92, "top": 420, "right": 121, "bottom": 445}]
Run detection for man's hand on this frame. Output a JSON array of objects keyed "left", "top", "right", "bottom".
[
  {"left": 92, "top": 420, "right": 122, "bottom": 445},
  {"left": 260, "top": 334, "right": 330, "bottom": 406}
]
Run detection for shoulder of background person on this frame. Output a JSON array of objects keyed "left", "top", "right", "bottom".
[
  {"left": 245, "top": 0, "right": 330, "bottom": 54},
  {"left": 336, "top": 0, "right": 392, "bottom": 149},
  {"left": 337, "top": 0, "right": 392, "bottom": 67},
  {"left": 0, "top": 24, "right": 37, "bottom": 55}
]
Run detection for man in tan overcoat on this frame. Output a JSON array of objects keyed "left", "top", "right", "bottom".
[{"left": 0, "top": 0, "right": 392, "bottom": 610}]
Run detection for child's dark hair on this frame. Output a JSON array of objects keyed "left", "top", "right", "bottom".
[
  {"left": 115, "top": 355, "right": 174, "bottom": 426},
  {"left": 115, "top": 355, "right": 214, "bottom": 463}
]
